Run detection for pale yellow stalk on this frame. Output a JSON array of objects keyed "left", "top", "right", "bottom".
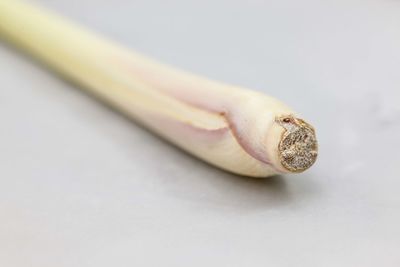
[{"left": 0, "top": 0, "right": 318, "bottom": 177}]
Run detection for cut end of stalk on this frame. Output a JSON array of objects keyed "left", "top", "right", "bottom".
[{"left": 276, "top": 115, "right": 318, "bottom": 173}]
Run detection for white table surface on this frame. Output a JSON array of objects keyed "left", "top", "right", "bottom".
[{"left": 1, "top": 0, "right": 400, "bottom": 266}]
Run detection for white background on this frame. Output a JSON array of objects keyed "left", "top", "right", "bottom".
[{"left": 1, "top": 0, "right": 400, "bottom": 266}]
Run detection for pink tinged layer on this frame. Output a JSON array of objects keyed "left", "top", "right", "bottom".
[
  {"left": 111, "top": 55, "right": 286, "bottom": 174},
  {"left": 134, "top": 110, "right": 280, "bottom": 176}
]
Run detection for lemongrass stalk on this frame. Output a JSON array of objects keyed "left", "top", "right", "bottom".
[{"left": 0, "top": 0, "right": 318, "bottom": 177}]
